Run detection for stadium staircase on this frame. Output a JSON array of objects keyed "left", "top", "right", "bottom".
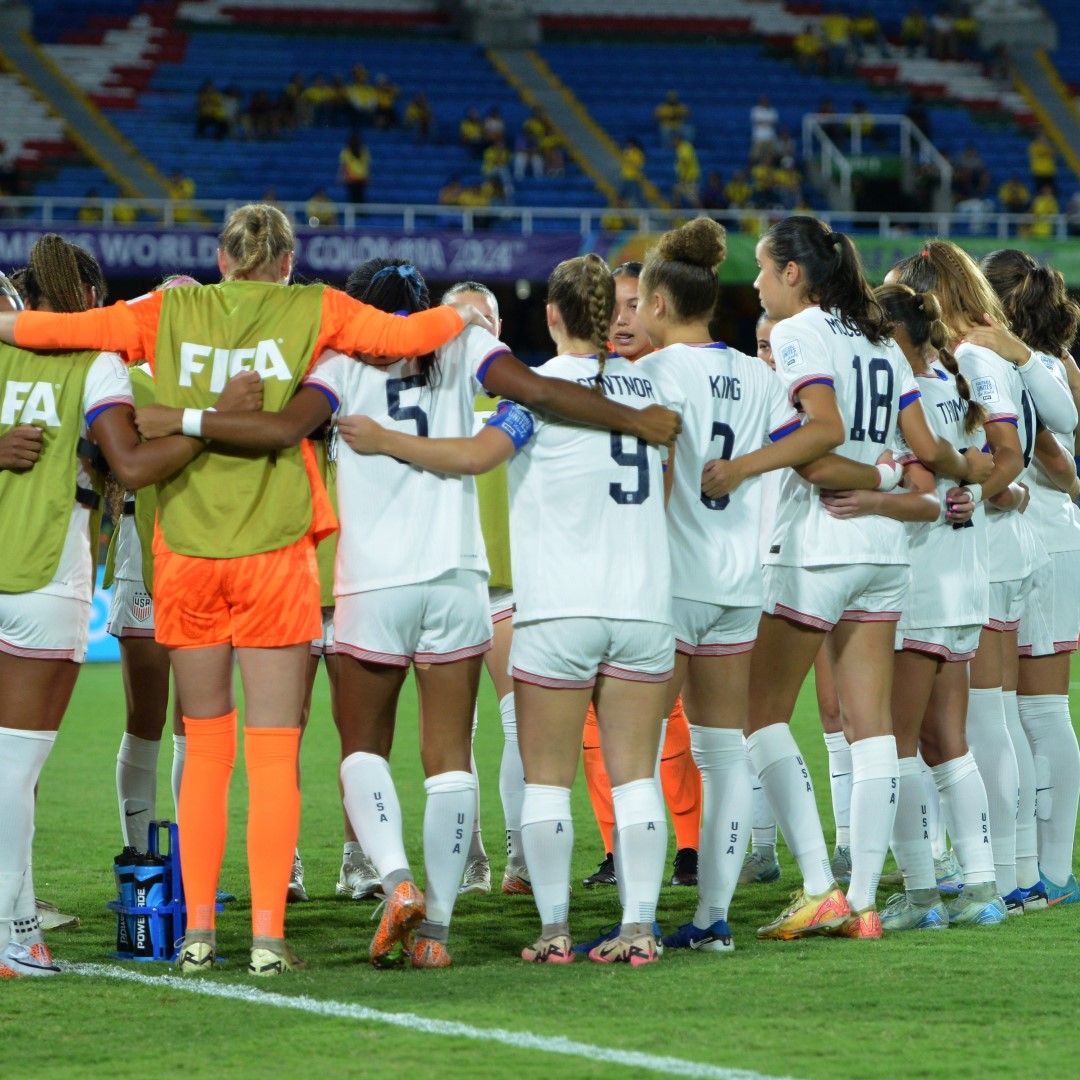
[{"left": 1009, "top": 48, "right": 1080, "bottom": 180}]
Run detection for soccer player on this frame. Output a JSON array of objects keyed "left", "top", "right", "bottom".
[
  {"left": 0, "top": 236, "right": 214, "bottom": 977},
  {"left": 872, "top": 283, "right": 1005, "bottom": 928},
  {"left": 0, "top": 206, "right": 496, "bottom": 977},
  {"left": 700, "top": 218, "right": 991, "bottom": 940},
  {"left": 342, "top": 254, "right": 680, "bottom": 966}
]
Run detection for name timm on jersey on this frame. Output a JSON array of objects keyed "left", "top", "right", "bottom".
[
  {"left": 1, "top": 380, "right": 60, "bottom": 426},
  {"left": 179, "top": 338, "right": 292, "bottom": 393}
]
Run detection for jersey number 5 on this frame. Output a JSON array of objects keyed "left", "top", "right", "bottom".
[
  {"left": 849, "top": 356, "right": 893, "bottom": 444},
  {"left": 609, "top": 433, "right": 650, "bottom": 505},
  {"left": 386, "top": 374, "right": 429, "bottom": 437}
]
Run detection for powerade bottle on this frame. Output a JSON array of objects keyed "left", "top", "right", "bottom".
[
  {"left": 113, "top": 846, "right": 139, "bottom": 956},
  {"left": 131, "top": 852, "right": 167, "bottom": 959}
]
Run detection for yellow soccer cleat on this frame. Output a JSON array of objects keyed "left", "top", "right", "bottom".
[
  {"left": 248, "top": 936, "right": 306, "bottom": 976},
  {"left": 757, "top": 887, "right": 851, "bottom": 940}
]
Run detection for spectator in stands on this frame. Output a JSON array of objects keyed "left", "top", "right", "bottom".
[
  {"left": 305, "top": 187, "right": 338, "bottom": 227},
  {"left": 929, "top": 9, "right": 956, "bottom": 61},
  {"left": 820, "top": 6, "right": 852, "bottom": 73},
  {"left": 954, "top": 194, "right": 995, "bottom": 236},
  {"left": 539, "top": 117, "right": 565, "bottom": 177},
  {"left": 654, "top": 90, "right": 692, "bottom": 147},
  {"left": 776, "top": 126, "right": 797, "bottom": 165},
  {"left": 404, "top": 93, "right": 433, "bottom": 142},
  {"left": 195, "top": 80, "right": 228, "bottom": 140},
  {"left": 724, "top": 169, "right": 752, "bottom": 210},
  {"left": 701, "top": 171, "right": 726, "bottom": 210},
  {"left": 374, "top": 75, "right": 400, "bottom": 129},
  {"left": 78, "top": 188, "right": 104, "bottom": 224},
  {"left": 600, "top": 197, "right": 633, "bottom": 232},
  {"left": 1029, "top": 133, "right": 1058, "bottom": 194},
  {"left": 168, "top": 170, "right": 196, "bottom": 224},
  {"left": 618, "top": 137, "right": 647, "bottom": 205},
  {"left": 221, "top": 85, "right": 242, "bottom": 137},
  {"left": 483, "top": 106, "right": 506, "bottom": 147},
  {"left": 672, "top": 133, "right": 701, "bottom": 208},
  {"left": 346, "top": 65, "right": 377, "bottom": 126},
  {"left": 952, "top": 143, "right": 990, "bottom": 201},
  {"left": 483, "top": 137, "right": 514, "bottom": 196},
  {"left": 439, "top": 175, "right": 464, "bottom": 207},
  {"left": 513, "top": 126, "right": 543, "bottom": 181},
  {"left": 1030, "top": 183, "right": 1060, "bottom": 238},
  {"left": 998, "top": 174, "right": 1031, "bottom": 214},
  {"left": 751, "top": 154, "right": 780, "bottom": 209},
  {"left": 773, "top": 157, "right": 802, "bottom": 210},
  {"left": 794, "top": 23, "right": 825, "bottom": 75},
  {"left": 304, "top": 76, "right": 337, "bottom": 128},
  {"left": 460, "top": 108, "right": 485, "bottom": 157},
  {"left": 750, "top": 95, "right": 779, "bottom": 163},
  {"left": 338, "top": 133, "right": 371, "bottom": 204},
  {"left": 852, "top": 8, "right": 884, "bottom": 57},
  {"left": 901, "top": 6, "right": 929, "bottom": 56}
]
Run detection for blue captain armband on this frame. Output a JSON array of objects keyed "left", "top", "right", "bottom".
[{"left": 485, "top": 400, "right": 535, "bottom": 450}]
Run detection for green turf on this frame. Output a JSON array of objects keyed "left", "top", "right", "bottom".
[{"left": 5, "top": 663, "right": 1079, "bottom": 1079}]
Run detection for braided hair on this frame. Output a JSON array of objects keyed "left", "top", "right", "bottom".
[
  {"left": 547, "top": 253, "right": 614, "bottom": 391},
  {"left": 21, "top": 233, "right": 106, "bottom": 312}
]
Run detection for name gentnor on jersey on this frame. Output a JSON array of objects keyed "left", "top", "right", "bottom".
[
  {"left": 768, "top": 305, "right": 918, "bottom": 568},
  {"left": 507, "top": 353, "right": 671, "bottom": 625},
  {"left": 636, "top": 342, "right": 798, "bottom": 608}
]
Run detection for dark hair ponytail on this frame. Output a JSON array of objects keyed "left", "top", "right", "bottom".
[
  {"left": 876, "top": 283, "right": 984, "bottom": 434},
  {"left": 763, "top": 216, "right": 887, "bottom": 343},
  {"left": 980, "top": 248, "right": 1080, "bottom": 359},
  {"left": 22, "top": 233, "right": 106, "bottom": 312}
]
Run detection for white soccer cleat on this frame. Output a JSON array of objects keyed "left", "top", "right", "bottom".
[
  {"left": 287, "top": 850, "right": 310, "bottom": 903},
  {"left": 176, "top": 931, "right": 216, "bottom": 974},
  {"left": 249, "top": 937, "right": 306, "bottom": 977},
  {"left": 459, "top": 855, "right": 491, "bottom": 895},
  {"left": 0, "top": 939, "right": 61, "bottom": 978},
  {"left": 35, "top": 898, "right": 79, "bottom": 932},
  {"left": 337, "top": 849, "right": 382, "bottom": 900}
]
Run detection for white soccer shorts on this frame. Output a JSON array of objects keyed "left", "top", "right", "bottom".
[
  {"left": 106, "top": 577, "right": 156, "bottom": 639},
  {"left": 0, "top": 591, "right": 90, "bottom": 663},
  {"left": 672, "top": 598, "right": 759, "bottom": 657},
  {"left": 986, "top": 573, "right": 1033, "bottom": 634},
  {"left": 1018, "top": 551, "right": 1080, "bottom": 655},
  {"left": 762, "top": 563, "right": 910, "bottom": 631},
  {"left": 310, "top": 605, "right": 336, "bottom": 657},
  {"left": 896, "top": 623, "right": 982, "bottom": 663},
  {"left": 489, "top": 586, "right": 515, "bottom": 625}
]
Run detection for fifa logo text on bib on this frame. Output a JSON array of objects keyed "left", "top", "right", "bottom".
[
  {"left": 178, "top": 338, "right": 292, "bottom": 393},
  {"left": 1, "top": 380, "right": 61, "bottom": 427}
]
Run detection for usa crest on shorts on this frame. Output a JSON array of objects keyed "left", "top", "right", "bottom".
[{"left": 132, "top": 592, "right": 152, "bottom": 623}]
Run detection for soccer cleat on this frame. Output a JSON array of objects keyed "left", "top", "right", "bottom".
[
  {"left": 35, "top": 898, "right": 79, "bottom": 932},
  {"left": 1041, "top": 871, "right": 1080, "bottom": 906},
  {"left": 369, "top": 880, "right": 425, "bottom": 968},
  {"left": 501, "top": 860, "right": 532, "bottom": 895},
  {"left": 216, "top": 889, "right": 237, "bottom": 905},
  {"left": 880, "top": 892, "right": 949, "bottom": 931},
  {"left": 1016, "top": 882, "right": 1048, "bottom": 913},
  {"left": 877, "top": 868, "right": 904, "bottom": 887},
  {"left": 249, "top": 936, "right": 306, "bottom": 976},
  {"left": 662, "top": 919, "right": 733, "bottom": 954},
  {"left": 410, "top": 936, "right": 452, "bottom": 969},
  {"left": 521, "top": 933, "right": 575, "bottom": 964},
  {"left": 588, "top": 931, "right": 660, "bottom": 967},
  {"left": 1002, "top": 889, "right": 1028, "bottom": 916},
  {"left": 0, "top": 940, "right": 60, "bottom": 978},
  {"left": 838, "top": 908, "right": 883, "bottom": 939},
  {"left": 739, "top": 848, "right": 781, "bottom": 884},
  {"left": 176, "top": 931, "right": 216, "bottom": 973},
  {"left": 574, "top": 921, "right": 664, "bottom": 956},
  {"left": 830, "top": 845, "right": 852, "bottom": 885},
  {"left": 669, "top": 847, "right": 698, "bottom": 887},
  {"left": 582, "top": 853, "right": 616, "bottom": 888},
  {"left": 934, "top": 850, "right": 964, "bottom": 894},
  {"left": 757, "top": 887, "right": 851, "bottom": 940},
  {"left": 286, "top": 850, "right": 309, "bottom": 903},
  {"left": 337, "top": 849, "right": 381, "bottom": 901},
  {"left": 459, "top": 856, "right": 491, "bottom": 895},
  {"left": 945, "top": 885, "right": 1007, "bottom": 926}
]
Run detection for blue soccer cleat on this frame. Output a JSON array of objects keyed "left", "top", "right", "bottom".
[
  {"left": 1017, "top": 881, "right": 1048, "bottom": 913},
  {"left": 1041, "top": 871, "right": 1080, "bottom": 907},
  {"left": 662, "top": 919, "right": 733, "bottom": 953},
  {"left": 880, "top": 892, "right": 949, "bottom": 931},
  {"left": 945, "top": 883, "right": 1007, "bottom": 926}
]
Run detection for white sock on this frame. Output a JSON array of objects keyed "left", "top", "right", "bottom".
[
  {"left": 746, "top": 745, "right": 776, "bottom": 852},
  {"left": 116, "top": 733, "right": 160, "bottom": 851},
  {"left": 932, "top": 752, "right": 995, "bottom": 885},
  {"left": 847, "top": 735, "right": 899, "bottom": 912},
  {"left": 1019, "top": 693, "right": 1080, "bottom": 886},
  {"left": 966, "top": 687, "right": 1018, "bottom": 895},
  {"left": 891, "top": 756, "right": 936, "bottom": 893},
  {"left": 823, "top": 730, "right": 852, "bottom": 849},
  {"left": 422, "top": 771, "right": 476, "bottom": 930},
  {"left": 747, "top": 724, "right": 832, "bottom": 895},
  {"left": 11, "top": 862, "right": 39, "bottom": 943},
  {"left": 0, "top": 727, "right": 56, "bottom": 947},
  {"left": 520, "top": 784, "right": 572, "bottom": 932},
  {"left": 340, "top": 751, "right": 411, "bottom": 892},
  {"left": 691, "top": 726, "right": 748, "bottom": 928},
  {"left": 497, "top": 694, "right": 525, "bottom": 864},
  {"left": 918, "top": 752, "right": 946, "bottom": 860},
  {"left": 613, "top": 828, "right": 626, "bottom": 910},
  {"left": 1003, "top": 691, "right": 1039, "bottom": 889},
  {"left": 612, "top": 777, "right": 666, "bottom": 928},
  {"left": 467, "top": 708, "right": 486, "bottom": 863},
  {"left": 171, "top": 734, "right": 186, "bottom": 820}
]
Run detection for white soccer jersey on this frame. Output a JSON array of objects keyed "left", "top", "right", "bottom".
[
  {"left": 955, "top": 342, "right": 1047, "bottom": 582},
  {"left": 767, "top": 306, "right": 918, "bottom": 567},
  {"left": 636, "top": 342, "right": 798, "bottom": 606},
  {"left": 305, "top": 324, "right": 510, "bottom": 594},
  {"left": 1023, "top": 357, "right": 1080, "bottom": 554},
  {"left": 43, "top": 351, "right": 134, "bottom": 601},
  {"left": 507, "top": 353, "right": 671, "bottom": 625},
  {"left": 895, "top": 364, "right": 988, "bottom": 630}
]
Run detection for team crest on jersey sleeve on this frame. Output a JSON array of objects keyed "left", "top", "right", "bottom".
[
  {"left": 970, "top": 376, "right": 998, "bottom": 405},
  {"left": 778, "top": 340, "right": 804, "bottom": 371}
]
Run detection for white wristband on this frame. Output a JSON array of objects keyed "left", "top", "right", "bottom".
[
  {"left": 875, "top": 461, "right": 902, "bottom": 491},
  {"left": 965, "top": 483, "right": 982, "bottom": 505},
  {"left": 181, "top": 408, "right": 204, "bottom": 438}
]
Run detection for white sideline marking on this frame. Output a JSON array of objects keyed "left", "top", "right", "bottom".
[{"left": 67, "top": 962, "right": 793, "bottom": 1080}]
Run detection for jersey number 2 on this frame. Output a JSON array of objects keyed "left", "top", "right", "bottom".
[
  {"left": 609, "top": 434, "right": 650, "bottom": 505},
  {"left": 386, "top": 375, "right": 429, "bottom": 437}
]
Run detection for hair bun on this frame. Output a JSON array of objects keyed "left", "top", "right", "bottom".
[{"left": 656, "top": 216, "right": 727, "bottom": 269}]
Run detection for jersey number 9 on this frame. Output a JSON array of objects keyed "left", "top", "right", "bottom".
[{"left": 609, "top": 433, "right": 650, "bottom": 505}]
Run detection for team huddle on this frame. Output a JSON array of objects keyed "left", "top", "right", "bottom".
[{"left": 0, "top": 202, "right": 1078, "bottom": 979}]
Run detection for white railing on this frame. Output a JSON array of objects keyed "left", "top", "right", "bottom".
[{"left": 0, "top": 195, "right": 1072, "bottom": 239}]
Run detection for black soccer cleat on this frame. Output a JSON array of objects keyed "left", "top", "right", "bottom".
[
  {"left": 669, "top": 847, "right": 698, "bottom": 887},
  {"left": 582, "top": 852, "right": 617, "bottom": 888}
]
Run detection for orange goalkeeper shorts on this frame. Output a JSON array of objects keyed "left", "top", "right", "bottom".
[{"left": 153, "top": 532, "right": 321, "bottom": 650}]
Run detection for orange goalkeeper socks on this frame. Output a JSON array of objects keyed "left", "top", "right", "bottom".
[
  {"left": 661, "top": 705, "right": 702, "bottom": 852},
  {"left": 583, "top": 705, "right": 615, "bottom": 854}
]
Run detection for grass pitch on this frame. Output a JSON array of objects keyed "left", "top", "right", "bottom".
[{"left": 5, "top": 662, "right": 1078, "bottom": 1079}]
